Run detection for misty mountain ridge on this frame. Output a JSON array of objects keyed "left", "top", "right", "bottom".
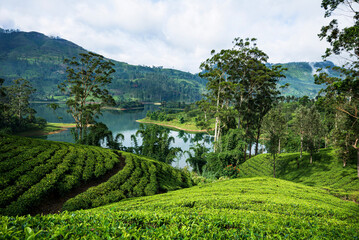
[{"left": 0, "top": 28, "right": 335, "bottom": 100}]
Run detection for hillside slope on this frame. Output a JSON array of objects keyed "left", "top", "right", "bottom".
[
  {"left": 0, "top": 135, "right": 192, "bottom": 216},
  {"left": 1, "top": 177, "right": 358, "bottom": 239},
  {"left": 276, "top": 61, "right": 339, "bottom": 97},
  {"left": 0, "top": 28, "right": 205, "bottom": 102},
  {"left": 238, "top": 149, "right": 359, "bottom": 200},
  {"left": 0, "top": 29, "right": 339, "bottom": 101}
]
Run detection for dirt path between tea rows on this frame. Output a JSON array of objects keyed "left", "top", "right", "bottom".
[{"left": 29, "top": 154, "right": 126, "bottom": 215}]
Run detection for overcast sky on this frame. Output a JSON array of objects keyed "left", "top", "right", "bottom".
[{"left": 0, "top": 0, "right": 338, "bottom": 73}]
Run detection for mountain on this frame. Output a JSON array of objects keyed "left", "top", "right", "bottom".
[
  {"left": 0, "top": 28, "right": 337, "bottom": 101},
  {"left": 275, "top": 61, "right": 339, "bottom": 97},
  {"left": 0, "top": 28, "right": 205, "bottom": 102}
]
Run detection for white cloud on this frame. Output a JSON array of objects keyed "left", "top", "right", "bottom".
[{"left": 0, "top": 0, "right": 333, "bottom": 73}]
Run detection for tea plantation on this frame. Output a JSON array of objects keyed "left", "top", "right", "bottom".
[
  {"left": 0, "top": 135, "right": 192, "bottom": 216},
  {"left": 1, "top": 177, "right": 359, "bottom": 239},
  {"left": 238, "top": 149, "right": 359, "bottom": 202},
  {"left": 1, "top": 135, "right": 359, "bottom": 239}
]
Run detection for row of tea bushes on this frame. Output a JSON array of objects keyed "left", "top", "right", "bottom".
[
  {"left": 0, "top": 135, "right": 122, "bottom": 216},
  {"left": 62, "top": 152, "right": 193, "bottom": 211},
  {"left": 1, "top": 177, "right": 358, "bottom": 239},
  {"left": 0, "top": 135, "right": 193, "bottom": 216}
]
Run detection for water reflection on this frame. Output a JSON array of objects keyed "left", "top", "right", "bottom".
[{"left": 31, "top": 103, "right": 213, "bottom": 168}]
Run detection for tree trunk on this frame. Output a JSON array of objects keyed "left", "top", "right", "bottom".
[
  {"left": 310, "top": 152, "right": 313, "bottom": 164},
  {"left": 278, "top": 138, "right": 281, "bottom": 154},
  {"left": 300, "top": 135, "right": 303, "bottom": 158},
  {"left": 249, "top": 142, "right": 252, "bottom": 159},
  {"left": 214, "top": 116, "right": 220, "bottom": 152},
  {"left": 357, "top": 148, "right": 359, "bottom": 178},
  {"left": 255, "top": 127, "right": 261, "bottom": 156},
  {"left": 244, "top": 144, "right": 247, "bottom": 161},
  {"left": 324, "top": 137, "right": 327, "bottom": 149}
]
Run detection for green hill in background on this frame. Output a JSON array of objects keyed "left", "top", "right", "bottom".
[
  {"left": 0, "top": 28, "right": 205, "bottom": 102},
  {"left": 276, "top": 61, "right": 338, "bottom": 97},
  {"left": 0, "top": 28, "right": 339, "bottom": 102}
]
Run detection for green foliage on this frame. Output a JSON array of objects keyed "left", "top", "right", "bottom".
[
  {"left": 116, "top": 100, "right": 144, "bottom": 109},
  {"left": 238, "top": 148, "right": 359, "bottom": 201},
  {"left": 62, "top": 152, "right": 192, "bottom": 211},
  {"left": 262, "top": 106, "right": 287, "bottom": 177},
  {"left": 222, "top": 164, "right": 240, "bottom": 178},
  {"left": 59, "top": 51, "right": 116, "bottom": 143},
  {"left": 199, "top": 37, "right": 285, "bottom": 161},
  {"left": 0, "top": 135, "right": 192, "bottom": 215},
  {"left": 0, "top": 78, "right": 44, "bottom": 134},
  {"left": 185, "top": 143, "right": 209, "bottom": 174},
  {"left": 129, "top": 124, "right": 182, "bottom": 164},
  {"left": 316, "top": 0, "right": 359, "bottom": 177},
  {"left": 1, "top": 177, "right": 358, "bottom": 239}
]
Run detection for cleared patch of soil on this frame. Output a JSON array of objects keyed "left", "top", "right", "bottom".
[{"left": 28, "top": 154, "right": 126, "bottom": 216}]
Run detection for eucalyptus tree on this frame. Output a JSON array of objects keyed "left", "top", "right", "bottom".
[
  {"left": 304, "top": 106, "right": 325, "bottom": 164},
  {"left": 293, "top": 106, "right": 310, "bottom": 159},
  {"left": 199, "top": 49, "right": 235, "bottom": 151},
  {"left": 199, "top": 37, "right": 285, "bottom": 157},
  {"left": 262, "top": 106, "right": 287, "bottom": 178},
  {"left": 59, "top": 52, "right": 116, "bottom": 143},
  {"left": 6, "top": 78, "right": 36, "bottom": 123},
  {"left": 317, "top": 0, "right": 359, "bottom": 177}
]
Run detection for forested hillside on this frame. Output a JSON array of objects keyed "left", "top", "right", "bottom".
[
  {"left": 0, "top": 28, "right": 339, "bottom": 102},
  {"left": 0, "top": 28, "right": 205, "bottom": 102},
  {"left": 276, "top": 61, "right": 338, "bottom": 97}
]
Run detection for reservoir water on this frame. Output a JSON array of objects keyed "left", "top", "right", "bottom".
[{"left": 32, "top": 103, "right": 213, "bottom": 168}]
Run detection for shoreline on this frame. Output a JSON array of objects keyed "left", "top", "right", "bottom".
[
  {"left": 16, "top": 123, "right": 77, "bottom": 137},
  {"left": 136, "top": 120, "right": 211, "bottom": 133}
]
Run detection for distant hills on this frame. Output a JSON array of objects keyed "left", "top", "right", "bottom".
[
  {"left": 275, "top": 61, "right": 338, "bottom": 98},
  {"left": 0, "top": 28, "right": 205, "bottom": 102},
  {"left": 0, "top": 28, "right": 336, "bottom": 101}
]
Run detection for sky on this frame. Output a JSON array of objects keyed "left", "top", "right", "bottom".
[{"left": 0, "top": 0, "right": 338, "bottom": 73}]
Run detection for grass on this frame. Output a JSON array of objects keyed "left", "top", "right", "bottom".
[
  {"left": 238, "top": 148, "right": 359, "bottom": 201},
  {"left": 16, "top": 122, "right": 76, "bottom": 137},
  {"left": 1, "top": 177, "right": 358, "bottom": 239}
]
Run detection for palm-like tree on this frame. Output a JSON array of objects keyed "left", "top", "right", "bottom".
[{"left": 131, "top": 124, "right": 182, "bottom": 164}]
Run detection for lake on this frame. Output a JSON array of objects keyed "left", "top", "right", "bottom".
[{"left": 32, "top": 103, "right": 213, "bottom": 168}]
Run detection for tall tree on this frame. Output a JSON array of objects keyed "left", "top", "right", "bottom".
[
  {"left": 317, "top": 0, "right": 359, "bottom": 177},
  {"left": 262, "top": 106, "right": 287, "bottom": 178},
  {"left": 6, "top": 78, "right": 36, "bottom": 122},
  {"left": 199, "top": 38, "right": 285, "bottom": 155},
  {"left": 303, "top": 106, "right": 325, "bottom": 164},
  {"left": 59, "top": 52, "right": 116, "bottom": 143},
  {"left": 293, "top": 106, "right": 310, "bottom": 159}
]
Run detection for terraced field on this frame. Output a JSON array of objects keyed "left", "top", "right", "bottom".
[{"left": 0, "top": 135, "right": 192, "bottom": 216}]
